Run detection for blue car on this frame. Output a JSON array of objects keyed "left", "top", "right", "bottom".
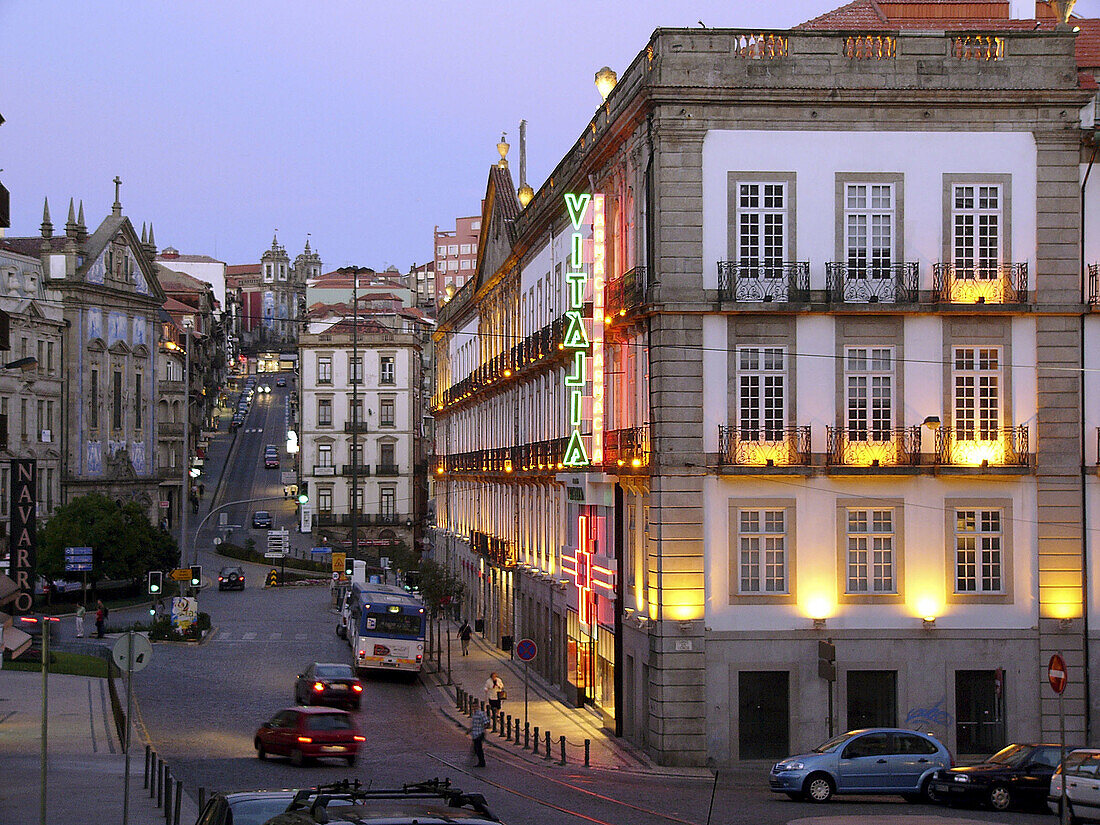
[{"left": 770, "top": 728, "right": 952, "bottom": 803}]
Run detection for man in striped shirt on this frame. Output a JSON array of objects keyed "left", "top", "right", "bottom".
[{"left": 470, "top": 707, "right": 488, "bottom": 767}]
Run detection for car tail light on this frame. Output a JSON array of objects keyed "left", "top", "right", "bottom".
[
  {"left": 358, "top": 650, "right": 365, "bottom": 658},
  {"left": 297, "top": 736, "right": 312, "bottom": 743},
  {"left": 218, "top": 577, "right": 224, "bottom": 581},
  {"left": 313, "top": 682, "right": 325, "bottom": 692},
  {"left": 374, "top": 644, "right": 390, "bottom": 656},
  {"left": 950, "top": 755, "right": 956, "bottom": 768},
  {"left": 352, "top": 684, "right": 363, "bottom": 693},
  {"left": 416, "top": 654, "right": 422, "bottom": 663},
  {"left": 353, "top": 735, "right": 365, "bottom": 742}
]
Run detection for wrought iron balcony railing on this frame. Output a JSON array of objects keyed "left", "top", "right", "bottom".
[
  {"left": 343, "top": 420, "right": 370, "bottom": 433},
  {"left": 718, "top": 425, "right": 811, "bottom": 467},
  {"left": 340, "top": 464, "right": 370, "bottom": 477},
  {"left": 717, "top": 261, "right": 809, "bottom": 303},
  {"left": 375, "top": 463, "right": 400, "bottom": 477},
  {"left": 826, "top": 426, "right": 922, "bottom": 467},
  {"left": 935, "top": 425, "right": 1029, "bottom": 467},
  {"left": 932, "top": 262, "right": 1028, "bottom": 304},
  {"left": 604, "top": 266, "right": 648, "bottom": 320},
  {"left": 825, "top": 262, "right": 919, "bottom": 304},
  {"left": 1090, "top": 263, "right": 1099, "bottom": 305},
  {"left": 602, "top": 425, "right": 650, "bottom": 469}
]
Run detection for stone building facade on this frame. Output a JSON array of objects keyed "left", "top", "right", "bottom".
[{"left": 433, "top": 19, "right": 1100, "bottom": 766}]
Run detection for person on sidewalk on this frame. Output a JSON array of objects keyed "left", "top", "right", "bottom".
[
  {"left": 469, "top": 706, "right": 488, "bottom": 767},
  {"left": 459, "top": 620, "right": 472, "bottom": 656},
  {"left": 484, "top": 672, "right": 505, "bottom": 713},
  {"left": 74, "top": 604, "right": 85, "bottom": 638},
  {"left": 94, "top": 601, "right": 105, "bottom": 639}
]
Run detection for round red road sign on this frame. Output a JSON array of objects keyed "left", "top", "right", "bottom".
[{"left": 1048, "top": 653, "right": 1068, "bottom": 695}]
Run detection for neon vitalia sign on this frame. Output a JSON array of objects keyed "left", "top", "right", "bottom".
[{"left": 561, "top": 192, "right": 606, "bottom": 468}]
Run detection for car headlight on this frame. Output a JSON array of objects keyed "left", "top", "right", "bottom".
[
  {"left": 778, "top": 761, "right": 804, "bottom": 771},
  {"left": 953, "top": 775, "right": 970, "bottom": 783}
]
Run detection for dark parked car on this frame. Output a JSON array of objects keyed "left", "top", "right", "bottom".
[
  {"left": 252, "top": 511, "right": 273, "bottom": 529},
  {"left": 932, "top": 742, "right": 1063, "bottom": 811},
  {"left": 294, "top": 662, "right": 363, "bottom": 710},
  {"left": 260, "top": 779, "right": 500, "bottom": 825},
  {"left": 230, "top": 416, "right": 244, "bottom": 431},
  {"left": 254, "top": 707, "right": 363, "bottom": 766},
  {"left": 218, "top": 566, "right": 245, "bottom": 591},
  {"left": 265, "top": 453, "right": 279, "bottom": 468},
  {"left": 770, "top": 728, "right": 952, "bottom": 803}
]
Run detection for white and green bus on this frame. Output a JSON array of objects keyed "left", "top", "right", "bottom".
[{"left": 347, "top": 582, "right": 425, "bottom": 674}]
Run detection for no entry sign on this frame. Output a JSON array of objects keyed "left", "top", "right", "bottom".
[{"left": 1048, "top": 653, "right": 1068, "bottom": 695}]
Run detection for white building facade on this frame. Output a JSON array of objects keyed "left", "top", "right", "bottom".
[{"left": 434, "top": 26, "right": 1098, "bottom": 766}]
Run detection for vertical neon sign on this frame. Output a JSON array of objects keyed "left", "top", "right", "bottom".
[
  {"left": 575, "top": 514, "right": 593, "bottom": 626},
  {"left": 591, "top": 195, "right": 605, "bottom": 464},
  {"left": 562, "top": 193, "right": 591, "bottom": 468}
]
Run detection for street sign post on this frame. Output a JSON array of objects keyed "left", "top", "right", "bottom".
[
  {"left": 516, "top": 638, "right": 537, "bottom": 722},
  {"left": 168, "top": 568, "right": 191, "bottom": 582},
  {"left": 114, "top": 631, "right": 152, "bottom": 825},
  {"left": 1050, "top": 653, "right": 1069, "bottom": 825}
]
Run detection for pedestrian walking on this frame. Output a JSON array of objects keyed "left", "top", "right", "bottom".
[
  {"left": 484, "top": 672, "right": 505, "bottom": 713},
  {"left": 74, "top": 603, "right": 85, "bottom": 638},
  {"left": 94, "top": 600, "right": 105, "bottom": 639},
  {"left": 469, "top": 706, "right": 488, "bottom": 767},
  {"left": 197, "top": 482, "right": 205, "bottom": 499},
  {"left": 459, "top": 620, "right": 472, "bottom": 656}
]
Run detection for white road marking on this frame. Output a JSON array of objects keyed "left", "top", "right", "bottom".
[{"left": 243, "top": 631, "right": 257, "bottom": 640}]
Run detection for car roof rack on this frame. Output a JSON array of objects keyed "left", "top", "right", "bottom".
[{"left": 286, "top": 778, "right": 499, "bottom": 822}]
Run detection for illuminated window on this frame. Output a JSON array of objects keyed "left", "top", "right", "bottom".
[
  {"left": 738, "top": 508, "right": 787, "bottom": 594},
  {"left": 953, "top": 184, "right": 1001, "bottom": 277},
  {"left": 955, "top": 509, "right": 1003, "bottom": 593},
  {"left": 954, "top": 347, "right": 1000, "bottom": 441},
  {"left": 737, "top": 182, "right": 786, "bottom": 277},
  {"left": 846, "top": 347, "right": 893, "bottom": 441},
  {"left": 846, "top": 509, "right": 894, "bottom": 593},
  {"left": 737, "top": 347, "right": 785, "bottom": 441},
  {"left": 845, "top": 183, "right": 894, "bottom": 276}
]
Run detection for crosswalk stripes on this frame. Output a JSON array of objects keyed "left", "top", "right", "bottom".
[{"left": 210, "top": 630, "right": 320, "bottom": 643}]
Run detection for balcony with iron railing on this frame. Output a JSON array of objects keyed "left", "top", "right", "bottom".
[
  {"left": 1090, "top": 263, "right": 1099, "bottom": 305},
  {"left": 934, "top": 425, "right": 1029, "bottom": 469},
  {"left": 315, "top": 512, "right": 406, "bottom": 528},
  {"left": 826, "top": 426, "right": 922, "bottom": 469},
  {"left": 602, "top": 425, "right": 650, "bottom": 470},
  {"left": 340, "top": 464, "right": 370, "bottom": 477},
  {"left": 375, "top": 463, "right": 400, "bottom": 477},
  {"left": 718, "top": 425, "right": 811, "bottom": 469},
  {"left": 604, "top": 266, "right": 648, "bottom": 323},
  {"left": 932, "top": 262, "right": 1028, "bottom": 304},
  {"left": 717, "top": 261, "right": 810, "bottom": 303},
  {"left": 343, "top": 420, "right": 370, "bottom": 433},
  {"left": 826, "top": 262, "right": 919, "bottom": 304}
]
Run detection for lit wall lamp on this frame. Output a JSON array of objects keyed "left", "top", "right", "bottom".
[
  {"left": 595, "top": 66, "right": 618, "bottom": 101},
  {"left": 922, "top": 416, "right": 941, "bottom": 430},
  {"left": 813, "top": 617, "right": 827, "bottom": 630},
  {"left": 922, "top": 616, "right": 936, "bottom": 630}
]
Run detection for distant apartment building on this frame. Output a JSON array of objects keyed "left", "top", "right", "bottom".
[
  {"left": 409, "top": 261, "right": 435, "bottom": 309},
  {"left": 434, "top": 216, "right": 480, "bottom": 305},
  {"left": 227, "top": 235, "right": 319, "bottom": 352}
]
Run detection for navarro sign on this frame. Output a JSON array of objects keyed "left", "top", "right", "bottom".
[{"left": 9, "top": 459, "right": 36, "bottom": 614}]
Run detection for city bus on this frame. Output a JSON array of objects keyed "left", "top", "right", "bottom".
[{"left": 347, "top": 583, "right": 425, "bottom": 675}]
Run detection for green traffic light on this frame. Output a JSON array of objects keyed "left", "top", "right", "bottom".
[{"left": 298, "top": 494, "right": 308, "bottom": 504}]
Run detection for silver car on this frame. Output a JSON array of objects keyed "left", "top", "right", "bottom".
[
  {"left": 769, "top": 728, "right": 952, "bottom": 803},
  {"left": 1049, "top": 748, "right": 1100, "bottom": 823}
]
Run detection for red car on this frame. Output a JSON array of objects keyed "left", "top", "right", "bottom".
[{"left": 254, "top": 707, "right": 363, "bottom": 766}]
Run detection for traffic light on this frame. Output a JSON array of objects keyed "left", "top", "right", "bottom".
[
  {"left": 818, "top": 639, "right": 836, "bottom": 682},
  {"left": 298, "top": 481, "right": 308, "bottom": 505},
  {"left": 345, "top": 555, "right": 354, "bottom": 577},
  {"left": 189, "top": 565, "right": 202, "bottom": 587},
  {"left": 147, "top": 570, "right": 162, "bottom": 595}
]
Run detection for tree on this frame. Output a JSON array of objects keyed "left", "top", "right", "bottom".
[
  {"left": 417, "top": 559, "right": 464, "bottom": 615},
  {"left": 37, "top": 494, "right": 180, "bottom": 589}
]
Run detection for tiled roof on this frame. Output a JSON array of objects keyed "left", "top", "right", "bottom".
[
  {"left": 489, "top": 165, "right": 520, "bottom": 242},
  {"left": 157, "top": 252, "right": 223, "bottom": 263},
  {"left": 798, "top": 0, "right": 889, "bottom": 29},
  {"left": 162, "top": 296, "right": 197, "bottom": 313},
  {"left": 0, "top": 236, "right": 66, "bottom": 257},
  {"left": 155, "top": 263, "right": 214, "bottom": 292},
  {"left": 226, "top": 263, "right": 260, "bottom": 275}
]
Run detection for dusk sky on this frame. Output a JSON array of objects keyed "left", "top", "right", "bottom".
[{"left": 4, "top": 0, "right": 1099, "bottom": 273}]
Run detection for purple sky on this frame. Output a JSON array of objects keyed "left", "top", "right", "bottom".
[{"left": 3, "top": 0, "right": 1099, "bottom": 273}]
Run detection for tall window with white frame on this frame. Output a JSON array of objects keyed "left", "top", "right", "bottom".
[
  {"left": 955, "top": 508, "right": 1003, "bottom": 593},
  {"left": 318, "top": 486, "right": 332, "bottom": 513},
  {"left": 738, "top": 508, "right": 787, "bottom": 594},
  {"left": 317, "top": 355, "right": 332, "bottom": 385},
  {"left": 738, "top": 347, "right": 785, "bottom": 442},
  {"left": 380, "top": 355, "right": 395, "bottom": 385},
  {"left": 349, "top": 354, "right": 363, "bottom": 385},
  {"left": 380, "top": 486, "right": 396, "bottom": 518},
  {"left": 846, "top": 347, "right": 893, "bottom": 442},
  {"left": 846, "top": 509, "right": 895, "bottom": 594},
  {"left": 318, "top": 443, "right": 332, "bottom": 468},
  {"left": 737, "top": 182, "right": 786, "bottom": 279},
  {"left": 953, "top": 184, "right": 1001, "bottom": 278},
  {"left": 954, "top": 347, "right": 1000, "bottom": 442},
  {"left": 317, "top": 398, "right": 332, "bottom": 427},
  {"left": 845, "top": 183, "right": 894, "bottom": 282}
]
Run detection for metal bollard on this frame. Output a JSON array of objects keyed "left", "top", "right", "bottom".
[
  {"left": 144, "top": 745, "right": 151, "bottom": 789},
  {"left": 533, "top": 726, "right": 539, "bottom": 754},
  {"left": 164, "top": 775, "right": 172, "bottom": 820},
  {"left": 198, "top": 787, "right": 206, "bottom": 811},
  {"left": 559, "top": 735, "right": 566, "bottom": 766},
  {"left": 505, "top": 714, "right": 512, "bottom": 741},
  {"left": 490, "top": 709, "right": 497, "bottom": 733},
  {"left": 515, "top": 718, "right": 520, "bottom": 743},
  {"left": 456, "top": 688, "right": 464, "bottom": 711},
  {"left": 498, "top": 712, "right": 506, "bottom": 738},
  {"left": 585, "top": 738, "right": 590, "bottom": 767},
  {"left": 150, "top": 753, "right": 157, "bottom": 798},
  {"left": 174, "top": 780, "right": 183, "bottom": 825},
  {"left": 524, "top": 722, "right": 530, "bottom": 749},
  {"left": 544, "top": 730, "right": 552, "bottom": 760},
  {"left": 156, "top": 758, "right": 163, "bottom": 807}
]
